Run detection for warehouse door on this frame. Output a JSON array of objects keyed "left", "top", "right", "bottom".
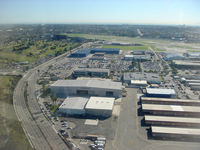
[{"left": 77, "top": 90, "right": 88, "bottom": 95}]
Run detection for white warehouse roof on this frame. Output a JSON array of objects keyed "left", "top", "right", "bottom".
[
  {"left": 131, "top": 80, "right": 147, "bottom": 85},
  {"left": 146, "top": 88, "right": 176, "bottom": 95},
  {"left": 152, "top": 126, "right": 200, "bottom": 136},
  {"left": 59, "top": 97, "right": 89, "bottom": 110},
  {"left": 51, "top": 79, "right": 122, "bottom": 90},
  {"left": 85, "top": 97, "right": 115, "bottom": 110}
]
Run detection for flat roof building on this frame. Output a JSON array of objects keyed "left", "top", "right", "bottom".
[
  {"left": 90, "top": 48, "right": 120, "bottom": 54},
  {"left": 50, "top": 79, "right": 122, "bottom": 98},
  {"left": 146, "top": 88, "right": 176, "bottom": 98},
  {"left": 173, "top": 60, "right": 200, "bottom": 70},
  {"left": 73, "top": 68, "right": 110, "bottom": 78},
  {"left": 58, "top": 97, "right": 89, "bottom": 115},
  {"left": 85, "top": 97, "right": 115, "bottom": 117},
  {"left": 129, "top": 80, "right": 147, "bottom": 88},
  {"left": 164, "top": 53, "right": 185, "bottom": 61},
  {"left": 145, "top": 115, "right": 200, "bottom": 127},
  {"left": 70, "top": 48, "right": 91, "bottom": 57},
  {"left": 142, "top": 104, "right": 200, "bottom": 116},
  {"left": 141, "top": 97, "right": 200, "bottom": 106},
  {"left": 151, "top": 126, "right": 200, "bottom": 140},
  {"left": 123, "top": 72, "right": 161, "bottom": 84}
]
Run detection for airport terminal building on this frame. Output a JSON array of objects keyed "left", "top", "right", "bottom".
[{"left": 50, "top": 79, "right": 122, "bottom": 98}]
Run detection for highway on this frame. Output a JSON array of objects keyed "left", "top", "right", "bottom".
[{"left": 13, "top": 42, "right": 93, "bottom": 150}]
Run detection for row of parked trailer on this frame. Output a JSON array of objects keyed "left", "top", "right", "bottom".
[{"left": 140, "top": 96, "right": 200, "bottom": 140}]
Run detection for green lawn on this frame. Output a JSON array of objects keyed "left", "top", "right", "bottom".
[
  {"left": 187, "top": 50, "right": 200, "bottom": 52},
  {"left": 0, "top": 76, "right": 33, "bottom": 150},
  {"left": 102, "top": 45, "right": 148, "bottom": 50}
]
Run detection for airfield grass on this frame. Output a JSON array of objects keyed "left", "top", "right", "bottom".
[
  {"left": 102, "top": 45, "right": 148, "bottom": 50},
  {"left": 187, "top": 50, "right": 200, "bottom": 52},
  {"left": 0, "top": 76, "right": 33, "bottom": 150}
]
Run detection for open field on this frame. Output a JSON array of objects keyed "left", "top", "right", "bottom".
[
  {"left": 0, "top": 40, "right": 81, "bottom": 69},
  {"left": 102, "top": 45, "right": 148, "bottom": 50},
  {"left": 0, "top": 75, "right": 33, "bottom": 150},
  {"left": 67, "top": 33, "right": 200, "bottom": 54}
]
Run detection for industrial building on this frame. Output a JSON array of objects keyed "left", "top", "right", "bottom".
[
  {"left": 131, "top": 50, "right": 146, "bottom": 55},
  {"left": 90, "top": 48, "right": 120, "bottom": 54},
  {"left": 73, "top": 68, "right": 110, "bottom": 78},
  {"left": 124, "top": 55, "right": 134, "bottom": 61},
  {"left": 85, "top": 97, "right": 115, "bottom": 117},
  {"left": 129, "top": 80, "right": 147, "bottom": 88},
  {"left": 124, "top": 55, "right": 151, "bottom": 61},
  {"left": 142, "top": 104, "right": 200, "bottom": 116},
  {"left": 50, "top": 79, "right": 122, "bottom": 98},
  {"left": 183, "top": 52, "right": 200, "bottom": 60},
  {"left": 151, "top": 126, "right": 200, "bottom": 139},
  {"left": 163, "top": 53, "right": 185, "bottom": 61},
  {"left": 123, "top": 72, "right": 161, "bottom": 84},
  {"left": 173, "top": 60, "right": 200, "bottom": 70},
  {"left": 58, "top": 97, "right": 89, "bottom": 115},
  {"left": 145, "top": 115, "right": 200, "bottom": 127},
  {"left": 70, "top": 48, "right": 91, "bottom": 57},
  {"left": 145, "top": 88, "right": 176, "bottom": 98},
  {"left": 141, "top": 97, "right": 200, "bottom": 106}
]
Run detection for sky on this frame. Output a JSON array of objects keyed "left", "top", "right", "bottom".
[{"left": 0, "top": 0, "right": 200, "bottom": 25}]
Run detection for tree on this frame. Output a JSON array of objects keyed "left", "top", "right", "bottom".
[{"left": 50, "top": 93, "right": 57, "bottom": 105}]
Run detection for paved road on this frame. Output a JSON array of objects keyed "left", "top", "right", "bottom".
[
  {"left": 106, "top": 88, "right": 200, "bottom": 150},
  {"left": 13, "top": 42, "right": 93, "bottom": 150}
]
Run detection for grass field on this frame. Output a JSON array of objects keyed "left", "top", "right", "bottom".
[
  {"left": 0, "top": 76, "right": 33, "bottom": 150},
  {"left": 187, "top": 50, "right": 200, "bottom": 52},
  {"left": 102, "top": 45, "right": 148, "bottom": 50}
]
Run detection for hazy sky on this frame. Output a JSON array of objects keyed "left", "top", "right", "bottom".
[{"left": 0, "top": 0, "right": 200, "bottom": 25}]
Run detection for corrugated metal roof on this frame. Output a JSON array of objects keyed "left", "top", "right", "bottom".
[
  {"left": 145, "top": 115, "right": 200, "bottom": 124},
  {"left": 142, "top": 104, "right": 200, "bottom": 112},
  {"left": 152, "top": 126, "right": 200, "bottom": 135},
  {"left": 51, "top": 79, "right": 122, "bottom": 90},
  {"left": 141, "top": 97, "right": 200, "bottom": 104},
  {"left": 59, "top": 96, "right": 89, "bottom": 110},
  {"left": 146, "top": 88, "right": 176, "bottom": 95},
  {"left": 85, "top": 96, "right": 115, "bottom": 110}
]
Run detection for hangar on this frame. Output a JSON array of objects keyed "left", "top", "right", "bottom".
[
  {"left": 142, "top": 104, "right": 200, "bottom": 117},
  {"left": 85, "top": 97, "right": 115, "bottom": 117},
  {"left": 50, "top": 79, "right": 122, "bottom": 98},
  {"left": 145, "top": 88, "right": 176, "bottom": 98},
  {"left": 58, "top": 97, "right": 89, "bottom": 115},
  {"left": 145, "top": 115, "right": 200, "bottom": 127},
  {"left": 141, "top": 97, "right": 200, "bottom": 106},
  {"left": 151, "top": 126, "right": 200, "bottom": 139}
]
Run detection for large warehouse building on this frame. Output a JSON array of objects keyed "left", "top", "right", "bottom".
[
  {"left": 90, "top": 48, "right": 120, "bottom": 54},
  {"left": 141, "top": 97, "right": 200, "bottom": 106},
  {"left": 142, "top": 104, "right": 200, "bottom": 117},
  {"left": 73, "top": 68, "right": 110, "bottom": 78},
  {"left": 145, "top": 88, "right": 176, "bottom": 98},
  {"left": 85, "top": 97, "right": 115, "bottom": 117},
  {"left": 151, "top": 126, "right": 200, "bottom": 140},
  {"left": 58, "top": 97, "right": 89, "bottom": 115},
  {"left": 58, "top": 96, "right": 115, "bottom": 117},
  {"left": 70, "top": 48, "right": 91, "bottom": 57},
  {"left": 173, "top": 60, "right": 200, "bottom": 70},
  {"left": 123, "top": 72, "right": 161, "bottom": 84},
  {"left": 145, "top": 115, "right": 200, "bottom": 127},
  {"left": 50, "top": 79, "right": 122, "bottom": 98}
]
